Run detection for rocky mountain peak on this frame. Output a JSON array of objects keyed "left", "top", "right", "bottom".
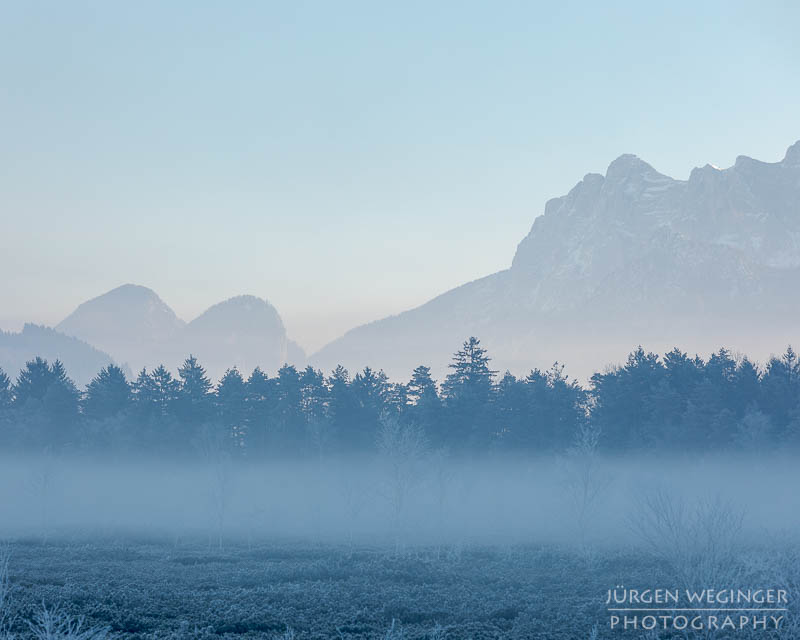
[
  {"left": 312, "top": 140, "right": 800, "bottom": 380},
  {"left": 604, "top": 153, "right": 666, "bottom": 183}
]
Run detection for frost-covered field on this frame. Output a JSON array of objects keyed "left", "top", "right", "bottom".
[
  {"left": 1, "top": 537, "right": 799, "bottom": 640},
  {"left": 0, "top": 539, "right": 615, "bottom": 639}
]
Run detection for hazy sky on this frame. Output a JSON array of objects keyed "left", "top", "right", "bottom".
[{"left": 2, "top": 1, "right": 799, "bottom": 353}]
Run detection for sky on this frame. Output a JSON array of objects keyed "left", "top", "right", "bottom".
[{"left": 1, "top": 1, "right": 799, "bottom": 354}]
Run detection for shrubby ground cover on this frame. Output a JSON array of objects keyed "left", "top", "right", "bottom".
[
  {"left": 1, "top": 534, "right": 798, "bottom": 640},
  {"left": 0, "top": 538, "right": 688, "bottom": 639}
]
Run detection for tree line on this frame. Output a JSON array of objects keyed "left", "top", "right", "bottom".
[{"left": 0, "top": 337, "right": 798, "bottom": 456}]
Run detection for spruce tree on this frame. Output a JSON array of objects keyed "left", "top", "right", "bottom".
[
  {"left": 441, "top": 337, "right": 497, "bottom": 448},
  {"left": 245, "top": 367, "right": 276, "bottom": 454},
  {"left": 216, "top": 367, "right": 247, "bottom": 448},
  {"left": 84, "top": 365, "right": 131, "bottom": 420},
  {"left": 176, "top": 355, "right": 213, "bottom": 425}
]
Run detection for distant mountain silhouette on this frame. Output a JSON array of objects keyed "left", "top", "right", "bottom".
[
  {"left": 57, "top": 284, "right": 185, "bottom": 373},
  {"left": 0, "top": 324, "right": 119, "bottom": 387},
  {"left": 312, "top": 141, "right": 800, "bottom": 379},
  {"left": 185, "top": 295, "right": 305, "bottom": 381},
  {"left": 55, "top": 286, "right": 305, "bottom": 381}
]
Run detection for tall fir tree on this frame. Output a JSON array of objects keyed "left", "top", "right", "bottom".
[
  {"left": 300, "top": 366, "right": 330, "bottom": 455},
  {"left": 591, "top": 346, "right": 663, "bottom": 449},
  {"left": 405, "top": 365, "right": 441, "bottom": 441},
  {"left": 13, "top": 358, "right": 80, "bottom": 447},
  {"left": 350, "top": 367, "right": 389, "bottom": 450},
  {"left": 245, "top": 367, "right": 276, "bottom": 454},
  {"left": 14, "top": 357, "right": 55, "bottom": 407},
  {"left": 761, "top": 346, "right": 800, "bottom": 436},
  {"left": 131, "top": 365, "right": 180, "bottom": 449},
  {"left": 216, "top": 367, "right": 248, "bottom": 449},
  {"left": 327, "top": 365, "right": 356, "bottom": 450},
  {"left": 84, "top": 365, "right": 131, "bottom": 420},
  {"left": 274, "top": 364, "right": 304, "bottom": 453},
  {"left": 441, "top": 337, "right": 497, "bottom": 447},
  {"left": 176, "top": 355, "right": 213, "bottom": 427}
]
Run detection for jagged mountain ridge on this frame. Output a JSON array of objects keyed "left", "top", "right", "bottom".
[{"left": 312, "top": 141, "right": 800, "bottom": 380}]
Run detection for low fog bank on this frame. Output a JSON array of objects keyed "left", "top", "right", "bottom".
[{"left": 1, "top": 452, "right": 798, "bottom": 547}]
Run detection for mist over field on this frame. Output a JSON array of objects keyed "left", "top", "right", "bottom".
[
  {"left": 1, "top": 452, "right": 798, "bottom": 545},
  {"left": 3, "top": 448, "right": 800, "bottom": 638}
]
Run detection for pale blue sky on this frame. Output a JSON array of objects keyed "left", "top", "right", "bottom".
[{"left": 2, "top": 1, "right": 799, "bottom": 352}]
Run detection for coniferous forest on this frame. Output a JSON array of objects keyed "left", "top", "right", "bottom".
[{"left": 2, "top": 336, "right": 798, "bottom": 456}]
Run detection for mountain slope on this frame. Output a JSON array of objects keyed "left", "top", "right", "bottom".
[
  {"left": 56, "top": 287, "right": 305, "bottom": 381},
  {"left": 184, "top": 295, "right": 306, "bottom": 382},
  {"left": 312, "top": 141, "right": 800, "bottom": 380},
  {"left": 0, "top": 324, "right": 118, "bottom": 387},
  {"left": 56, "top": 284, "right": 185, "bottom": 373}
]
